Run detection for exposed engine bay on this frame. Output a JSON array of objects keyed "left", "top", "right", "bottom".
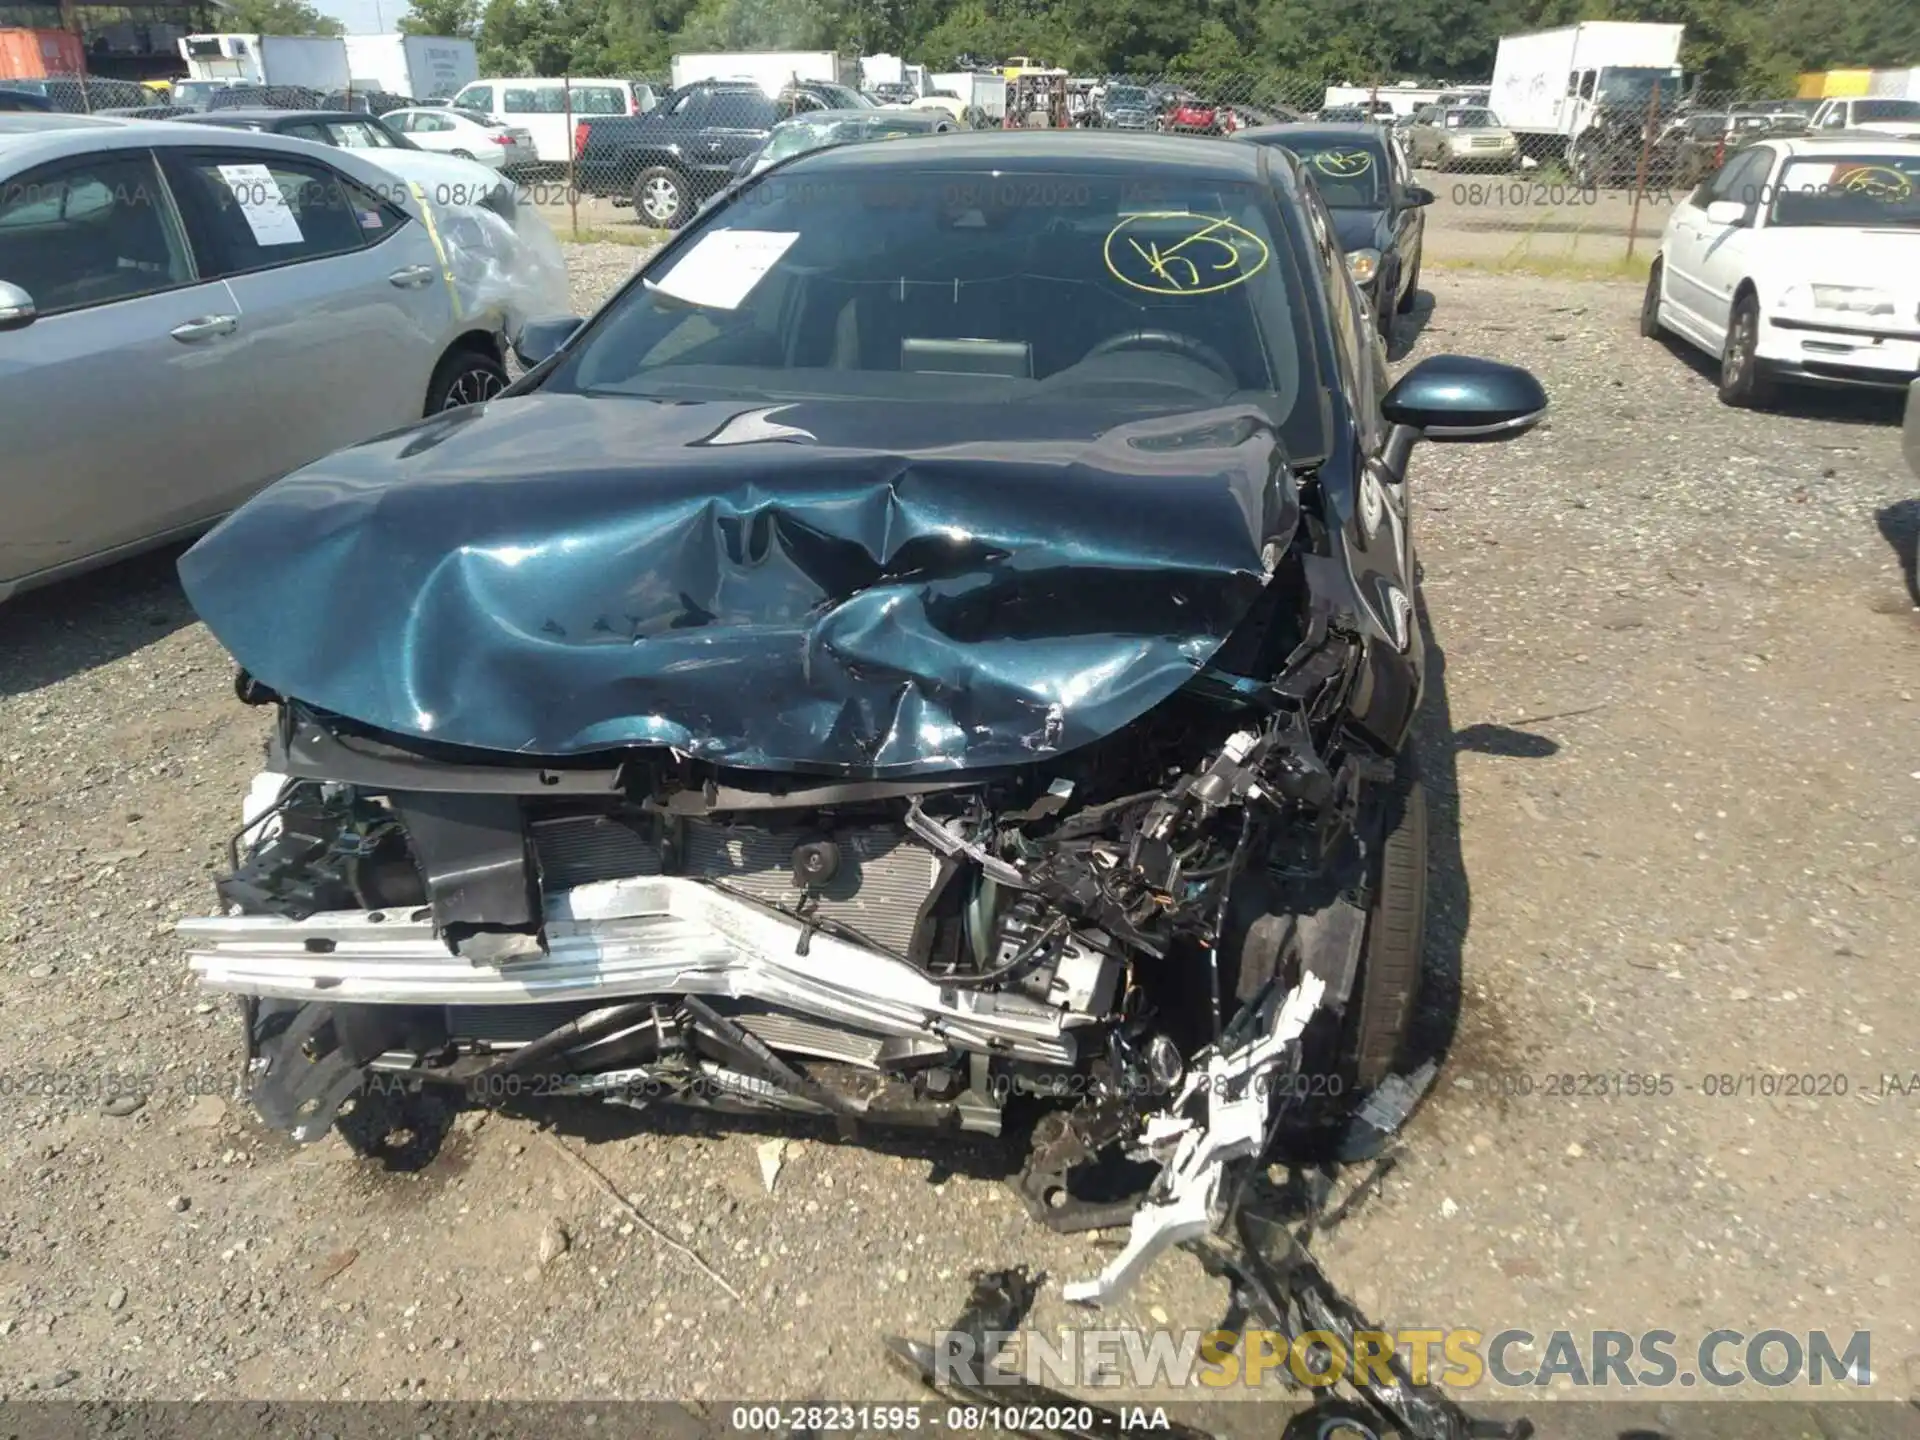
[
  {"left": 169, "top": 358, "right": 1449, "bottom": 1313},
  {"left": 180, "top": 556, "right": 1407, "bottom": 1306}
]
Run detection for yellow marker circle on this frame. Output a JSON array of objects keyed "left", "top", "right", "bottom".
[
  {"left": 1834, "top": 164, "right": 1911, "bottom": 199},
  {"left": 1311, "top": 148, "right": 1374, "bottom": 177},
  {"left": 1103, "top": 212, "right": 1271, "bottom": 296}
]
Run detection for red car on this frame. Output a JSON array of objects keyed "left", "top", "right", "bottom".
[{"left": 1160, "top": 96, "right": 1222, "bottom": 134}]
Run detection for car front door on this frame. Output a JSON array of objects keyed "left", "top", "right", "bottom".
[
  {"left": 450, "top": 82, "right": 496, "bottom": 122},
  {"left": 1663, "top": 147, "right": 1770, "bottom": 344},
  {"left": 157, "top": 145, "right": 455, "bottom": 496},
  {"left": 1687, "top": 147, "right": 1776, "bottom": 340},
  {"left": 1384, "top": 136, "right": 1423, "bottom": 307},
  {"left": 0, "top": 147, "right": 250, "bottom": 588}
]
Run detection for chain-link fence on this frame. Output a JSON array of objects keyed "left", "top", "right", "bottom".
[{"left": 4, "top": 67, "right": 1846, "bottom": 263}]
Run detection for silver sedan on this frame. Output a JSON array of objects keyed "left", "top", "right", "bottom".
[{"left": 0, "top": 114, "right": 521, "bottom": 601}]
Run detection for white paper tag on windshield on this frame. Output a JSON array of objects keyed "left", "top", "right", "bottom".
[
  {"left": 216, "top": 163, "right": 304, "bottom": 247},
  {"left": 647, "top": 230, "right": 798, "bottom": 311}
]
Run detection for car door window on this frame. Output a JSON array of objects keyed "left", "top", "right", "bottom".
[
  {"left": 161, "top": 151, "right": 407, "bottom": 278},
  {"left": 280, "top": 122, "right": 331, "bottom": 145},
  {"left": 574, "top": 86, "right": 624, "bottom": 115},
  {"left": 713, "top": 91, "right": 777, "bottom": 128},
  {"left": 504, "top": 87, "right": 558, "bottom": 114},
  {"left": 0, "top": 151, "right": 191, "bottom": 314},
  {"left": 1699, "top": 147, "right": 1770, "bottom": 212},
  {"left": 1386, "top": 135, "right": 1411, "bottom": 194},
  {"left": 452, "top": 84, "right": 492, "bottom": 111},
  {"left": 326, "top": 120, "right": 397, "bottom": 148}
]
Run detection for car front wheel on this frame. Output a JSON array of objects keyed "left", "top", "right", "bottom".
[
  {"left": 1718, "top": 291, "right": 1775, "bottom": 408},
  {"left": 1348, "top": 743, "right": 1429, "bottom": 1087},
  {"left": 634, "top": 165, "right": 689, "bottom": 228},
  {"left": 1398, "top": 247, "right": 1421, "bottom": 314},
  {"left": 1639, "top": 258, "right": 1665, "bottom": 338},
  {"left": 425, "top": 345, "right": 508, "bottom": 414}
]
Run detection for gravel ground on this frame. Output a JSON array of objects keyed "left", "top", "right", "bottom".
[{"left": 2, "top": 254, "right": 1916, "bottom": 1425}]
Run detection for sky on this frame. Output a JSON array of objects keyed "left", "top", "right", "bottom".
[{"left": 310, "top": 0, "right": 411, "bottom": 34}]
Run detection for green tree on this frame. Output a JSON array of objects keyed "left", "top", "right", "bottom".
[
  {"left": 399, "top": 0, "right": 481, "bottom": 38},
  {"left": 222, "top": 0, "right": 346, "bottom": 35},
  {"left": 672, "top": 0, "right": 834, "bottom": 52}
]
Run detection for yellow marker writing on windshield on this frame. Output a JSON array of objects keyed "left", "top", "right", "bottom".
[
  {"left": 1104, "top": 212, "right": 1270, "bottom": 296},
  {"left": 1834, "top": 165, "right": 1911, "bottom": 199},
  {"left": 1311, "top": 148, "right": 1374, "bottom": 177}
]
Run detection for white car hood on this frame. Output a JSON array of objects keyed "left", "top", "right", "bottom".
[{"left": 1755, "top": 225, "right": 1920, "bottom": 287}]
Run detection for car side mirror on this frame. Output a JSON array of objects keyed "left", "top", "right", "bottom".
[
  {"left": 1380, "top": 355, "right": 1547, "bottom": 471},
  {"left": 0, "top": 280, "right": 36, "bottom": 331},
  {"left": 513, "top": 314, "right": 583, "bottom": 369},
  {"left": 1703, "top": 199, "right": 1749, "bottom": 226},
  {"left": 1402, "top": 185, "right": 1436, "bottom": 207},
  {"left": 1904, "top": 378, "right": 1920, "bottom": 480}
]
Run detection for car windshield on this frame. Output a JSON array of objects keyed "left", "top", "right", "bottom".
[
  {"left": 547, "top": 165, "right": 1322, "bottom": 454},
  {"left": 1768, "top": 154, "right": 1920, "bottom": 228},
  {"left": 813, "top": 83, "right": 870, "bottom": 109},
  {"left": 170, "top": 79, "right": 227, "bottom": 109},
  {"left": 1596, "top": 68, "right": 1682, "bottom": 107},
  {"left": 1275, "top": 137, "right": 1387, "bottom": 207},
  {"left": 1109, "top": 86, "right": 1148, "bottom": 107},
  {"left": 1853, "top": 100, "right": 1920, "bottom": 122},
  {"left": 1445, "top": 108, "right": 1500, "bottom": 129},
  {"left": 760, "top": 118, "right": 842, "bottom": 164}
]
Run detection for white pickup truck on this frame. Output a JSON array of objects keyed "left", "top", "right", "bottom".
[{"left": 1807, "top": 96, "right": 1920, "bottom": 139}]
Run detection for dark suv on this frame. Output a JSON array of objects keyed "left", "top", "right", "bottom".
[{"left": 574, "top": 81, "right": 779, "bottom": 228}]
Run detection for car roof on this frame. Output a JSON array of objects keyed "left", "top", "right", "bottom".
[
  {"left": 787, "top": 129, "right": 1269, "bottom": 180},
  {"left": 176, "top": 109, "right": 382, "bottom": 126},
  {"left": 780, "top": 107, "right": 946, "bottom": 126},
  {"left": 0, "top": 112, "right": 121, "bottom": 138},
  {"left": 1236, "top": 122, "right": 1386, "bottom": 145},
  {"left": 1776, "top": 132, "right": 1920, "bottom": 156},
  {"left": 0, "top": 116, "right": 426, "bottom": 192}
]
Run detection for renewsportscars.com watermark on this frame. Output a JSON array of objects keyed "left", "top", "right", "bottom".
[{"left": 931, "top": 1327, "right": 1875, "bottom": 1392}]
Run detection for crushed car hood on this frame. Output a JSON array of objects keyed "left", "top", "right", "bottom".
[{"left": 179, "top": 392, "right": 1296, "bottom": 775}]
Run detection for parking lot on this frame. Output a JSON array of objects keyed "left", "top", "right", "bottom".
[
  {"left": 1, "top": 253, "right": 1916, "bottom": 1422},
  {"left": 537, "top": 174, "right": 1687, "bottom": 270}
]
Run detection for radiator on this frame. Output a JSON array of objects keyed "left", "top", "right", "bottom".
[{"left": 530, "top": 814, "right": 939, "bottom": 957}]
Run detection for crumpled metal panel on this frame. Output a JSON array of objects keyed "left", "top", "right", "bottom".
[{"left": 178, "top": 392, "right": 1296, "bottom": 775}]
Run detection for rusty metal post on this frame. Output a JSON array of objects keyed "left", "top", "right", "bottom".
[
  {"left": 563, "top": 73, "right": 579, "bottom": 239},
  {"left": 1625, "top": 79, "right": 1660, "bottom": 261}
]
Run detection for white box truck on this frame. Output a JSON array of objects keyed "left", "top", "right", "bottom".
[
  {"left": 343, "top": 34, "right": 477, "bottom": 102},
  {"left": 669, "top": 51, "right": 854, "bottom": 98},
  {"left": 1492, "top": 21, "right": 1684, "bottom": 176},
  {"left": 178, "top": 33, "right": 350, "bottom": 92},
  {"left": 931, "top": 70, "right": 1003, "bottom": 119}
]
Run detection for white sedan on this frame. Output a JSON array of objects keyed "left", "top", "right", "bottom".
[
  {"left": 1642, "top": 133, "right": 1920, "bottom": 406},
  {"left": 385, "top": 106, "right": 538, "bottom": 174}
]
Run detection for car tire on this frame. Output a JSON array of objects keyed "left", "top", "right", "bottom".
[
  {"left": 1639, "top": 258, "right": 1665, "bottom": 338},
  {"left": 1397, "top": 250, "right": 1420, "bottom": 315},
  {"left": 1347, "top": 743, "right": 1429, "bottom": 1088},
  {"left": 634, "top": 165, "right": 690, "bottom": 229},
  {"left": 1570, "top": 139, "right": 1602, "bottom": 189},
  {"left": 452, "top": 148, "right": 475, "bottom": 160},
  {"left": 1717, "top": 291, "right": 1775, "bottom": 409},
  {"left": 424, "top": 344, "right": 508, "bottom": 415}
]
